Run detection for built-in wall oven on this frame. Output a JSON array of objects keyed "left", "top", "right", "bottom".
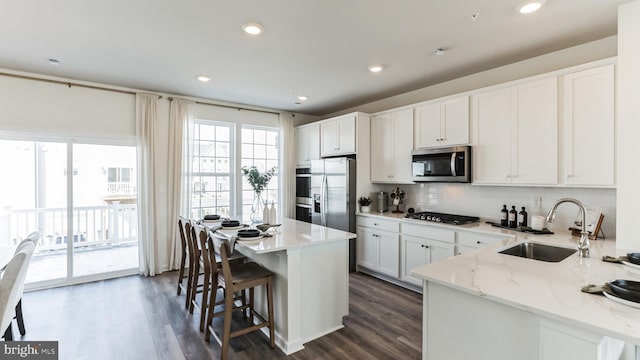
[{"left": 295, "top": 168, "right": 312, "bottom": 223}]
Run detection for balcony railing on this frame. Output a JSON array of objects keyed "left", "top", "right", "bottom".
[
  {"left": 107, "top": 182, "right": 136, "bottom": 194},
  {"left": 1, "top": 203, "right": 138, "bottom": 251}
]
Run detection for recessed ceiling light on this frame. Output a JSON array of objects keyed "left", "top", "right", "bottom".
[
  {"left": 516, "top": 0, "right": 546, "bottom": 14},
  {"left": 242, "top": 22, "right": 264, "bottom": 35},
  {"left": 297, "top": 95, "right": 309, "bottom": 101},
  {"left": 48, "top": 58, "right": 60, "bottom": 65},
  {"left": 197, "top": 75, "right": 211, "bottom": 82},
  {"left": 434, "top": 48, "right": 446, "bottom": 56},
  {"left": 368, "top": 65, "right": 384, "bottom": 73}
]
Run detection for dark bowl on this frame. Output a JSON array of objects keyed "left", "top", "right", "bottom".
[
  {"left": 221, "top": 220, "right": 241, "bottom": 228},
  {"left": 203, "top": 214, "right": 221, "bottom": 221},
  {"left": 609, "top": 279, "right": 640, "bottom": 303},
  {"left": 626, "top": 253, "right": 640, "bottom": 265},
  {"left": 237, "top": 229, "right": 260, "bottom": 238}
]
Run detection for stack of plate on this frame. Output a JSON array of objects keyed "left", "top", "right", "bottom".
[
  {"left": 605, "top": 279, "right": 640, "bottom": 308},
  {"left": 237, "top": 229, "right": 262, "bottom": 241},
  {"left": 220, "top": 220, "right": 243, "bottom": 230},
  {"left": 202, "top": 214, "right": 222, "bottom": 224}
]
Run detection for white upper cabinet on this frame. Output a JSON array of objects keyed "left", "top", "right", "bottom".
[
  {"left": 472, "top": 77, "right": 558, "bottom": 185},
  {"left": 294, "top": 123, "right": 320, "bottom": 168},
  {"left": 414, "top": 95, "right": 470, "bottom": 148},
  {"left": 370, "top": 108, "right": 414, "bottom": 183},
  {"left": 559, "top": 64, "right": 615, "bottom": 187},
  {"left": 321, "top": 114, "right": 356, "bottom": 157}
]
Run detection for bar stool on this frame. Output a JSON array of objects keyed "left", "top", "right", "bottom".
[
  {"left": 206, "top": 233, "right": 275, "bottom": 360},
  {"left": 176, "top": 217, "right": 189, "bottom": 297},
  {"left": 183, "top": 220, "right": 203, "bottom": 311}
]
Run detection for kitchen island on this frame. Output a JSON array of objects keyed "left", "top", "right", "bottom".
[
  {"left": 412, "top": 231, "right": 640, "bottom": 360},
  {"left": 215, "top": 217, "right": 355, "bottom": 355}
]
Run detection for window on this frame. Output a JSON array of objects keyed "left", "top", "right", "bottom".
[
  {"left": 241, "top": 126, "right": 279, "bottom": 219},
  {"left": 188, "top": 121, "right": 279, "bottom": 220},
  {"left": 190, "top": 121, "right": 233, "bottom": 219}
]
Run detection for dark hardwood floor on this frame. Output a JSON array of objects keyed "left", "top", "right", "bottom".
[{"left": 18, "top": 272, "right": 422, "bottom": 359}]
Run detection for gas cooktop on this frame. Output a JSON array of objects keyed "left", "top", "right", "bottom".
[{"left": 404, "top": 211, "right": 480, "bottom": 225}]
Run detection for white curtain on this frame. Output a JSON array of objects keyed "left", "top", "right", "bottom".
[
  {"left": 136, "top": 93, "right": 162, "bottom": 276},
  {"left": 167, "top": 98, "right": 195, "bottom": 270},
  {"left": 279, "top": 113, "right": 295, "bottom": 219}
]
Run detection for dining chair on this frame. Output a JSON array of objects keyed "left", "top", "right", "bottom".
[
  {"left": 1, "top": 242, "right": 35, "bottom": 341},
  {"left": 205, "top": 233, "right": 275, "bottom": 359},
  {"left": 184, "top": 220, "right": 203, "bottom": 311},
  {"left": 176, "top": 217, "right": 189, "bottom": 296},
  {"left": 192, "top": 223, "right": 212, "bottom": 332},
  {"left": 12, "top": 231, "right": 39, "bottom": 337}
]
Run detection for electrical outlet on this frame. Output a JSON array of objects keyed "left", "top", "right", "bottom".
[{"left": 531, "top": 196, "right": 542, "bottom": 209}]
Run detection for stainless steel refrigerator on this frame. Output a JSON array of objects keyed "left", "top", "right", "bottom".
[{"left": 310, "top": 157, "right": 356, "bottom": 271}]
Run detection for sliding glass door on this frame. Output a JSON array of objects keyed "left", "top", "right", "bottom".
[{"left": 0, "top": 139, "right": 138, "bottom": 287}]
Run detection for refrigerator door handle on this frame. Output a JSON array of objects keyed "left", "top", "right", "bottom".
[{"left": 320, "top": 174, "right": 327, "bottom": 226}]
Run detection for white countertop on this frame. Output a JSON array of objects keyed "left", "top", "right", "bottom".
[
  {"left": 357, "top": 211, "right": 640, "bottom": 345},
  {"left": 211, "top": 217, "right": 356, "bottom": 254},
  {"left": 410, "top": 228, "right": 640, "bottom": 345}
]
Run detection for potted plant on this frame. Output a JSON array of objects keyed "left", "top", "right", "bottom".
[
  {"left": 241, "top": 165, "right": 276, "bottom": 222},
  {"left": 358, "top": 196, "right": 372, "bottom": 213}
]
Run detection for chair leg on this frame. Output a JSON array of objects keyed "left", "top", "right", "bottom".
[
  {"left": 205, "top": 277, "right": 219, "bottom": 341},
  {"left": 177, "top": 253, "right": 187, "bottom": 295},
  {"left": 189, "top": 260, "right": 200, "bottom": 313},
  {"left": 267, "top": 277, "right": 275, "bottom": 349},
  {"left": 3, "top": 323, "right": 13, "bottom": 341},
  {"left": 241, "top": 289, "right": 248, "bottom": 319},
  {"left": 16, "top": 298, "right": 25, "bottom": 336},
  {"left": 184, "top": 260, "right": 194, "bottom": 309},
  {"left": 248, "top": 288, "right": 254, "bottom": 325},
  {"left": 199, "top": 267, "right": 210, "bottom": 332},
  {"left": 221, "top": 287, "right": 234, "bottom": 360}
]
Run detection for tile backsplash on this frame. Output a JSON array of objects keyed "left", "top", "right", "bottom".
[{"left": 373, "top": 184, "right": 616, "bottom": 237}]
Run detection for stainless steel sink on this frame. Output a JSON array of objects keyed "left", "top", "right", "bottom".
[{"left": 498, "top": 242, "right": 576, "bottom": 262}]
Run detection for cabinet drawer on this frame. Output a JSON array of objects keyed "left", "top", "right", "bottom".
[
  {"left": 401, "top": 223, "right": 455, "bottom": 243},
  {"left": 457, "top": 231, "right": 507, "bottom": 248},
  {"left": 357, "top": 216, "right": 399, "bottom": 232}
]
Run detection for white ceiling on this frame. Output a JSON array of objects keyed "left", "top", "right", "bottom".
[{"left": 0, "top": 0, "right": 631, "bottom": 116}]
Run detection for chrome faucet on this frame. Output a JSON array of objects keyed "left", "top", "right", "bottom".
[{"left": 545, "top": 198, "right": 589, "bottom": 257}]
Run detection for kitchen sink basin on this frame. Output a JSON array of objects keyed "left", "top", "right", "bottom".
[{"left": 498, "top": 242, "right": 576, "bottom": 262}]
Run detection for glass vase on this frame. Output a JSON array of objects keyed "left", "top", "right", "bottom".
[{"left": 250, "top": 192, "right": 265, "bottom": 223}]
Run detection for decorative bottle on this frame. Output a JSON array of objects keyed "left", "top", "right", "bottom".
[
  {"left": 500, "top": 205, "right": 509, "bottom": 227},
  {"left": 269, "top": 201, "right": 277, "bottom": 224},
  {"left": 518, "top": 206, "right": 528, "bottom": 227},
  {"left": 263, "top": 202, "right": 270, "bottom": 224},
  {"left": 509, "top": 206, "right": 517, "bottom": 228}
]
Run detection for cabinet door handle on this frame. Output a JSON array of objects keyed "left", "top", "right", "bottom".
[
  {"left": 506, "top": 175, "right": 512, "bottom": 179},
  {"left": 566, "top": 174, "right": 573, "bottom": 178},
  {"left": 373, "top": 223, "right": 378, "bottom": 226},
  {"left": 476, "top": 241, "right": 482, "bottom": 245},
  {"left": 424, "top": 245, "right": 430, "bottom": 248}
]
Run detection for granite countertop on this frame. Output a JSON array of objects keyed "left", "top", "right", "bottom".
[
  {"left": 213, "top": 217, "right": 356, "bottom": 254},
  {"left": 410, "top": 226, "right": 640, "bottom": 345}
]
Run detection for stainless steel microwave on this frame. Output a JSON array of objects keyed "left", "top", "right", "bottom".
[{"left": 412, "top": 146, "right": 471, "bottom": 183}]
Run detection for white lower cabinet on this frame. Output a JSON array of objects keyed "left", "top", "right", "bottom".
[
  {"left": 356, "top": 216, "right": 400, "bottom": 278},
  {"left": 456, "top": 231, "right": 507, "bottom": 255},
  {"left": 540, "top": 320, "right": 626, "bottom": 360},
  {"left": 401, "top": 223, "right": 455, "bottom": 286}
]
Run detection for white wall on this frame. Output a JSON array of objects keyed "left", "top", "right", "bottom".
[
  {"left": 616, "top": 0, "right": 640, "bottom": 250},
  {"left": 374, "top": 184, "right": 616, "bottom": 238},
  {"left": 0, "top": 72, "right": 136, "bottom": 141},
  {"left": 0, "top": 69, "right": 309, "bottom": 273},
  {"left": 329, "top": 36, "right": 621, "bottom": 239},
  {"left": 323, "top": 36, "right": 617, "bottom": 118}
]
